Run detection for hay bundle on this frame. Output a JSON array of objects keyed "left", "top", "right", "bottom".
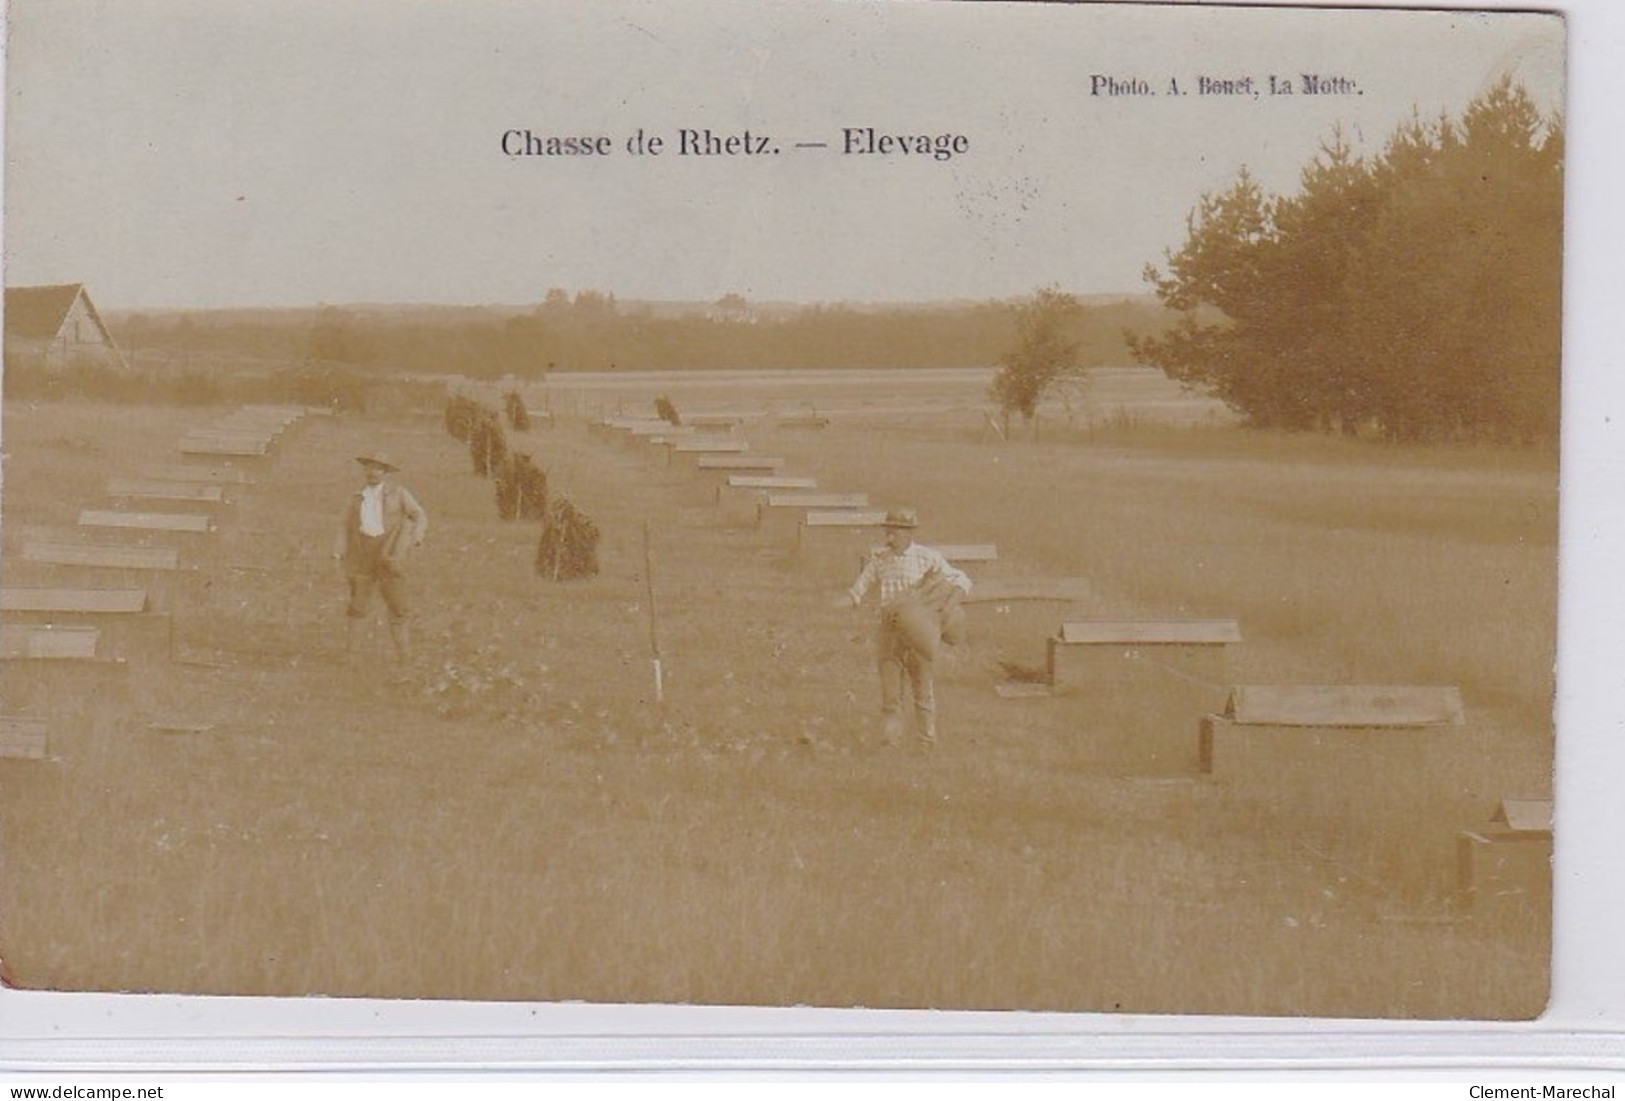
[
  {"left": 504, "top": 390, "right": 532, "bottom": 431},
  {"left": 884, "top": 598, "right": 941, "bottom": 661},
  {"left": 917, "top": 573, "right": 968, "bottom": 647},
  {"left": 469, "top": 409, "right": 508, "bottom": 477},
  {"left": 495, "top": 452, "right": 549, "bottom": 521},
  {"left": 444, "top": 395, "right": 480, "bottom": 441},
  {"left": 654, "top": 395, "right": 682, "bottom": 426},
  {"left": 535, "top": 497, "right": 600, "bottom": 580},
  {"left": 494, "top": 455, "right": 521, "bottom": 520},
  {"left": 514, "top": 453, "right": 548, "bottom": 520},
  {"left": 884, "top": 574, "right": 968, "bottom": 659}
]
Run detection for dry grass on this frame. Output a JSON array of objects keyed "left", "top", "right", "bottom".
[
  {"left": 0, "top": 389, "right": 1554, "bottom": 1019},
  {"left": 787, "top": 417, "right": 1556, "bottom": 728}
]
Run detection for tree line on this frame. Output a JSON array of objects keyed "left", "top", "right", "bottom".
[
  {"left": 1127, "top": 78, "right": 1563, "bottom": 444},
  {"left": 111, "top": 293, "right": 1177, "bottom": 379}
]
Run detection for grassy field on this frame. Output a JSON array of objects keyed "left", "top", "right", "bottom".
[{"left": 0, "top": 376, "right": 1556, "bottom": 1018}]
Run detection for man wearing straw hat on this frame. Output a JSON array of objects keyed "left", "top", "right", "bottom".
[
  {"left": 334, "top": 450, "right": 429, "bottom": 661},
  {"left": 844, "top": 507, "right": 971, "bottom": 748}
]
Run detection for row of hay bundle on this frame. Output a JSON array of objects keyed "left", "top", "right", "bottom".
[
  {"left": 535, "top": 496, "right": 600, "bottom": 580},
  {"left": 444, "top": 392, "right": 596, "bottom": 582},
  {"left": 494, "top": 452, "right": 549, "bottom": 521}
]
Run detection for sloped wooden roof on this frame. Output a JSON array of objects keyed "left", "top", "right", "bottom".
[
  {"left": 1222, "top": 684, "right": 1465, "bottom": 727},
  {"left": 4, "top": 283, "right": 109, "bottom": 341},
  {"left": 1492, "top": 797, "right": 1554, "bottom": 836}
]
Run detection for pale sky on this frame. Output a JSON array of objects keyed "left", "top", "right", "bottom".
[{"left": 3, "top": 0, "right": 1565, "bottom": 311}]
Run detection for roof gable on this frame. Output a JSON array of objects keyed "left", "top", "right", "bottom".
[{"left": 5, "top": 283, "right": 90, "bottom": 340}]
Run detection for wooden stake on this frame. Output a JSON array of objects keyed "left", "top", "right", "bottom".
[{"left": 642, "top": 521, "right": 664, "bottom": 704}]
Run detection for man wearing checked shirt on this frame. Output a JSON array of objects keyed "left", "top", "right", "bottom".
[{"left": 844, "top": 508, "right": 972, "bottom": 748}]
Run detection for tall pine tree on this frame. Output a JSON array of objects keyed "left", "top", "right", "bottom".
[{"left": 1132, "top": 79, "right": 1562, "bottom": 443}]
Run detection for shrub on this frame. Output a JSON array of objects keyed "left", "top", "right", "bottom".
[
  {"left": 535, "top": 497, "right": 600, "bottom": 580},
  {"left": 444, "top": 396, "right": 480, "bottom": 441},
  {"left": 504, "top": 390, "right": 532, "bottom": 431},
  {"left": 469, "top": 409, "right": 508, "bottom": 477}
]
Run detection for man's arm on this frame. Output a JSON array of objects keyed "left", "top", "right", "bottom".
[
  {"left": 922, "top": 546, "right": 972, "bottom": 594},
  {"left": 400, "top": 486, "right": 429, "bottom": 546},
  {"left": 333, "top": 497, "right": 354, "bottom": 561},
  {"left": 846, "top": 551, "right": 880, "bottom": 606}
]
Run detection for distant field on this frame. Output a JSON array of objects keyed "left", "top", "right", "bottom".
[
  {"left": 512, "top": 364, "right": 1235, "bottom": 426},
  {"left": 0, "top": 371, "right": 1554, "bottom": 1017}
]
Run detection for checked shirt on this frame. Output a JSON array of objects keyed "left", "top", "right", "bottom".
[{"left": 848, "top": 541, "right": 971, "bottom": 608}]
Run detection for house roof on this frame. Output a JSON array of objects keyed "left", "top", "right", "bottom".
[{"left": 5, "top": 283, "right": 97, "bottom": 340}]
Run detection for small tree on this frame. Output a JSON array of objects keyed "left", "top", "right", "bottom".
[{"left": 989, "top": 287, "right": 1083, "bottom": 432}]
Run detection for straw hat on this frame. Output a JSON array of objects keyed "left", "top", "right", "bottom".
[{"left": 355, "top": 451, "right": 399, "bottom": 472}]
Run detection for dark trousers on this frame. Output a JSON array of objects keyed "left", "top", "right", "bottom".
[{"left": 345, "top": 534, "right": 408, "bottom": 621}]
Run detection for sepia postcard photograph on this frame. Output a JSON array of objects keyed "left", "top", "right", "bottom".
[{"left": 0, "top": 0, "right": 1569, "bottom": 1033}]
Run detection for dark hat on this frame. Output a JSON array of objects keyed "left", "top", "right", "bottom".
[
  {"left": 355, "top": 451, "right": 399, "bottom": 472},
  {"left": 883, "top": 507, "right": 918, "bottom": 529}
]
